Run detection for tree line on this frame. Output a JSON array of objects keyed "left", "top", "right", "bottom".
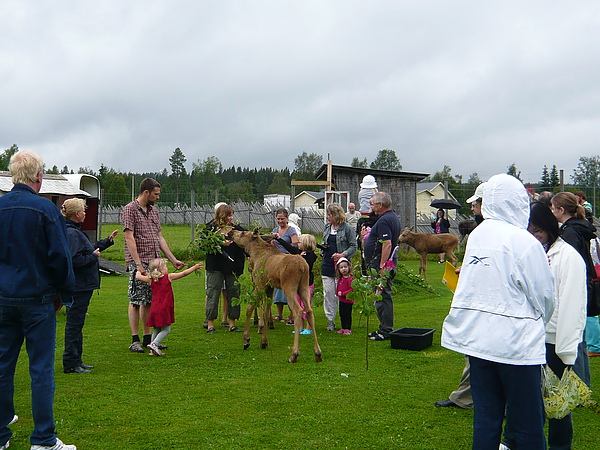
[{"left": 1, "top": 144, "right": 599, "bottom": 209}]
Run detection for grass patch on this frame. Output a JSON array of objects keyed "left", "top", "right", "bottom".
[{"left": 8, "top": 224, "right": 599, "bottom": 449}]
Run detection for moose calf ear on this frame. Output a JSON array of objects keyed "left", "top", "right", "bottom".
[{"left": 252, "top": 227, "right": 262, "bottom": 236}]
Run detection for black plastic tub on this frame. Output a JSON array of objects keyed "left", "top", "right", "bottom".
[{"left": 390, "top": 328, "right": 435, "bottom": 351}]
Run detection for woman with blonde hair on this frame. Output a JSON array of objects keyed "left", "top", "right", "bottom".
[
  {"left": 136, "top": 258, "right": 203, "bottom": 355},
  {"left": 321, "top": 203, "right": 357, "bottom": 331},
  {"left": 61, "top": 198, "right": 118, "bottom": 373}
]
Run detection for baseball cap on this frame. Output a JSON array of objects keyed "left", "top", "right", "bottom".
[{"left": 466, "top": 182, "right": 486, "bottom": 204}]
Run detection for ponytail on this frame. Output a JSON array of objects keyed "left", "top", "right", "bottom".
[{"left": 147, "top": 258, "right": 165, "bottom": 282}]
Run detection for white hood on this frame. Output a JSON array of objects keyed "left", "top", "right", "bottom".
[
  {"left": 441, "top": 173, "right": 555, "bottom": 365},
  {"left": 482, "top": 174, "right": 530, "bottom": 229}
]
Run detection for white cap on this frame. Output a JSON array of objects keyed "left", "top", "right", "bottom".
[
  {"left": 466, "top": 182, "right": 486, "bottom": 204},
  {"left": 289, "top": 213, "right": 300, "bottom": 223},
  {"left": 360, "top": 175, "right": 378, "bottom": 189},
  {"left": 335, "top": 256, "right": 349, "bottom": 267},
  {"left": 214, "top": 202, "right": 227, "bottom": 213}
]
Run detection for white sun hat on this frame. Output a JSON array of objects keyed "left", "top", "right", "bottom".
[{"left": 360, "top": 175, "right": 378, "bottom": 189}]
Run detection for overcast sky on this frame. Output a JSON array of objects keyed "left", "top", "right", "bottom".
[{"left": 2, "top": 1, "right": 599, "bottom": 183}]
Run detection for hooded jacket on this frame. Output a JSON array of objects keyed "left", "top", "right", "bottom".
[{"left": 441, "top": 174, "right": 555, "bottom": 365}]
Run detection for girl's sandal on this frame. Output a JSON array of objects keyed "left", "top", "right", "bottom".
[
  {"left": 207, "top": 327, "right": 216, "bottom": 334},
  {"left": 273, "top": 315, "right": 283, "bottom": 322}
]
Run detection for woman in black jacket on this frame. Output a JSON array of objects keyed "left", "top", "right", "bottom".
[
  {"left": 61, "top": 198, "right": 118, "bottom": 373},
  {"left": 431, "top": 209, "right": 451, "bottom": 263},
  {"left": 204, "top": 203, "right": 247, "bottom": 333}
]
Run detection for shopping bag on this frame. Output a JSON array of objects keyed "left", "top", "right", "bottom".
[{"left": 542, "top": 366, "right": 593, "bottom": 419}]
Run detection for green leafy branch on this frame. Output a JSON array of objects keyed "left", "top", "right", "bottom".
[
  {"left": 346, "top": 267, "right": 390, "bottom": 370},
  {"left": 347, "top": 268, "right": 386, "bottom": 318},
  {"left": 232, "top": 266, "right": 270, "bottom": 308},
  {"left": 194, "top": 224, "right": 226, "bottom": 259}
]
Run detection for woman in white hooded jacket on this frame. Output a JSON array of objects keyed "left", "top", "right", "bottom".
[
  {"left": 441, "top": 174, "right": 555, "bottom": 449},
  {"left": 503, "top": 201, "right": 586, "bottom": 450}
]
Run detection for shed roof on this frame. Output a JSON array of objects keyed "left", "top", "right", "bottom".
[
  {"left": 0, "top": 172, "right": 91, "bottom": 197},
  {"left": 417, "top": 181, "right": 443, "bottom": 193},
  {"left": 295, "top": 190, "right": 324, "bottom": 200},
  {"left": 315, "top": 164, "right": 429, "bottom": 182}
]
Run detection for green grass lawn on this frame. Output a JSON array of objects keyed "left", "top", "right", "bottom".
[{"left": 9, "top": 225, "right": 600, "bottom": 449}]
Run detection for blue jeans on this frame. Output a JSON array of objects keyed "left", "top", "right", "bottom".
[
  {"left": 0, "top": 303, "right": 58, "bottom": 447},
  {"left": 63, "top": 291, "right": 93, "bottom": 370},
  {"left": 544, "top": 344, "right": 573, "bottom": 450},
  {"left": 586, "top": 316, "right": 600, "bottom": 353},
  {"left": 469, "top": 356, "right": 546, "bottom": 450}
]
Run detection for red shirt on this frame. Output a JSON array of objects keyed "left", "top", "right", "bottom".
[
  {"left": 337, "top": 276, "right": 354, "bottom": 304},
  {"left": 122, "top": 200, "right": 162, "bottom": 264}
]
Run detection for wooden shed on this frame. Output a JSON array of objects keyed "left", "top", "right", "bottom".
[{"left": 313, "top": 164, "right": 429, "bottom": 231}]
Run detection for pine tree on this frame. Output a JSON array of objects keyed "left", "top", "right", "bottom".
[
  {"left": 549, "top": 165, "right": 560, "bottom": 189},
  {"left": 540, "top": 165, "right": 550, "bottom": 190},
  {"left": 169, "top": 148, "right": 188, "bottom": 203}
]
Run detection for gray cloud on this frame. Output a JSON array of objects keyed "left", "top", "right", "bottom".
[{"left": 2, "top": 1, "right": 599, "bottom": 182}]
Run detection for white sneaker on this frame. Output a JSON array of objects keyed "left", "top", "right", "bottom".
[
  {"left": 0, "top": 440, "right": 9, "bottom": 449},
  {"left": 31, "top": 438, "right": 76, "bottom": 450},
  {"left": 9, "top": 414, "right": 18, "bottom": 425},
  {"left": 147, "top": 342, "right": 163, "bottom": 356}
]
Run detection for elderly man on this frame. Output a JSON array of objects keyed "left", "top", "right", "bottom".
[
  {"left": 0, "top": 151, "right": 76, "bottom": 450},
  {"left": 345, "top": 203, "right": 361, "bottom": 231},
  {"left": 436, "top": 183, "right": 486, "bottom": 410},
  {"left": 362, "top": 192, "right": 402, "bottom": 341}
]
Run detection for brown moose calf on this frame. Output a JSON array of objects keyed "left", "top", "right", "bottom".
[{"left": 397, "top": 226, "right": 458, "bottom": 281}]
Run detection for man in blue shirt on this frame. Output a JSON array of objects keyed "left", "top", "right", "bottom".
[
  {"left": 0, "top": 150, "right": 76, "bottom": 450},
  {"left": 362, "top": 191, "right": 401, "bottom": 341}
]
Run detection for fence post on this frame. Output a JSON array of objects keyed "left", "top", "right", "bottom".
[
  {"left": 191, "top": 190, "right": 195, "bottom": 243},
  {"left": 98, "top": 188, "right": 104, "bottom": 241}
]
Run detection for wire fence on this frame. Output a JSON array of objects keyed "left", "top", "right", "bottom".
[
  {"left": 100, "top": 187, "right": 600, "bottom": 244},
  {"left": 100, "top": 201, "right": 327, "bottom": 235}
]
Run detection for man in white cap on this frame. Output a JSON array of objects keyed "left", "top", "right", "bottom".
[
  {"left": 466, "top": 182, "right": 486, "bottom": 226},
  {"left": 436, "top": 182, "right": 486, "bottom": 410}
]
